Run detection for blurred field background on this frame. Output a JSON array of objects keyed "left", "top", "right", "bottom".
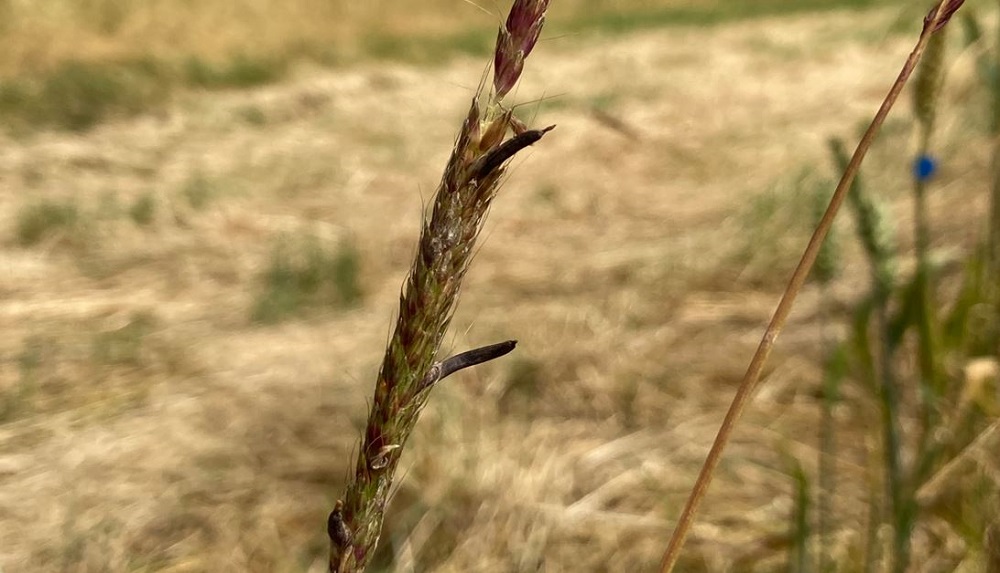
[
  {"left": 0, "top": 0, "right": 901, "bottom": 73},
  {"left": 1, "top": 0, "right": 998, "bottom": 571}
]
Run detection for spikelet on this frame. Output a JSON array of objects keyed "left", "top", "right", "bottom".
[{"left": 913, "top": 25, "right": 948, "bottom": 142}]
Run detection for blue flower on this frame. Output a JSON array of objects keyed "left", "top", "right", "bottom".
[{"left": 913, "top": 155, "right": 937, "bottom": 182}]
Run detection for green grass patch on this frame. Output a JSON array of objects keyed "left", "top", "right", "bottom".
[
  {"left": 499, "top": 357, "right": 544, "bottom": 415},
  {"left": 251, "top": 236, "right": 363, "bottom": 324},
  {"left": 362, "top": 29, "right": 494, "bottom": 64},
  {"left": 0, "top": 52, "right": 288, "bottom": 132},
  {"left": 129, "top": 192, "right": 157, "bottom": 225},
  {"left": 0, "top": 59, "right": 171, "bottom": 131},
  {"left": 559, "top": 0, "right": 906, "bottom": 35},
  {"left": 15, "top": 199, "right": 81, "bottom": 246},
  {"left": 236, "top": 105, "right": 268, "bottom": 126},
  {"left": 183, "top": 54, "right": 287, "bottom": 89},
  {"left": 181, "top": 174, "right": 217, "bottom": 210}
]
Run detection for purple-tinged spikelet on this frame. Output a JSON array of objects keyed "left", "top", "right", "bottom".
[{"left": 493, "top": 0, "right": 549, "bottom": 98}]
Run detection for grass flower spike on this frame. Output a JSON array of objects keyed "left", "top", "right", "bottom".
[{"left": 328, "top": 1, "right": 553, "bottom": 571}]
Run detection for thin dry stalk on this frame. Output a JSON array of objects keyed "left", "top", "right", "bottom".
[
  {"left": 327, "top": 2, "right": 553, "bottom": 572},
  {"left": 657, "top": 2, "right": 967, "bottom": 571}
]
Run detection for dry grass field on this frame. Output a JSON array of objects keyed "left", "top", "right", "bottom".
[
  {"left": 1, "top": 1, "right": 998, "bottom": 572},
  {"left": 0, "top": 0, "right": 904, "bottom": 76}
]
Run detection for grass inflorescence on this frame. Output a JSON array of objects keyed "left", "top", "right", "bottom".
[{"left": 328, "top": 1, "right": 554, "bottom": 571}]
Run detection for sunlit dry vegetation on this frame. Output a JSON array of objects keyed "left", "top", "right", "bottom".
[
  {"left": 0, "top": 0, "right": 904, "bottom": 130},
  {"left": 0, "top": 0, "right": 997, "bottom": 571},
  {"left": 0, "top": 0, "right": 903, "bottom": 75}
]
